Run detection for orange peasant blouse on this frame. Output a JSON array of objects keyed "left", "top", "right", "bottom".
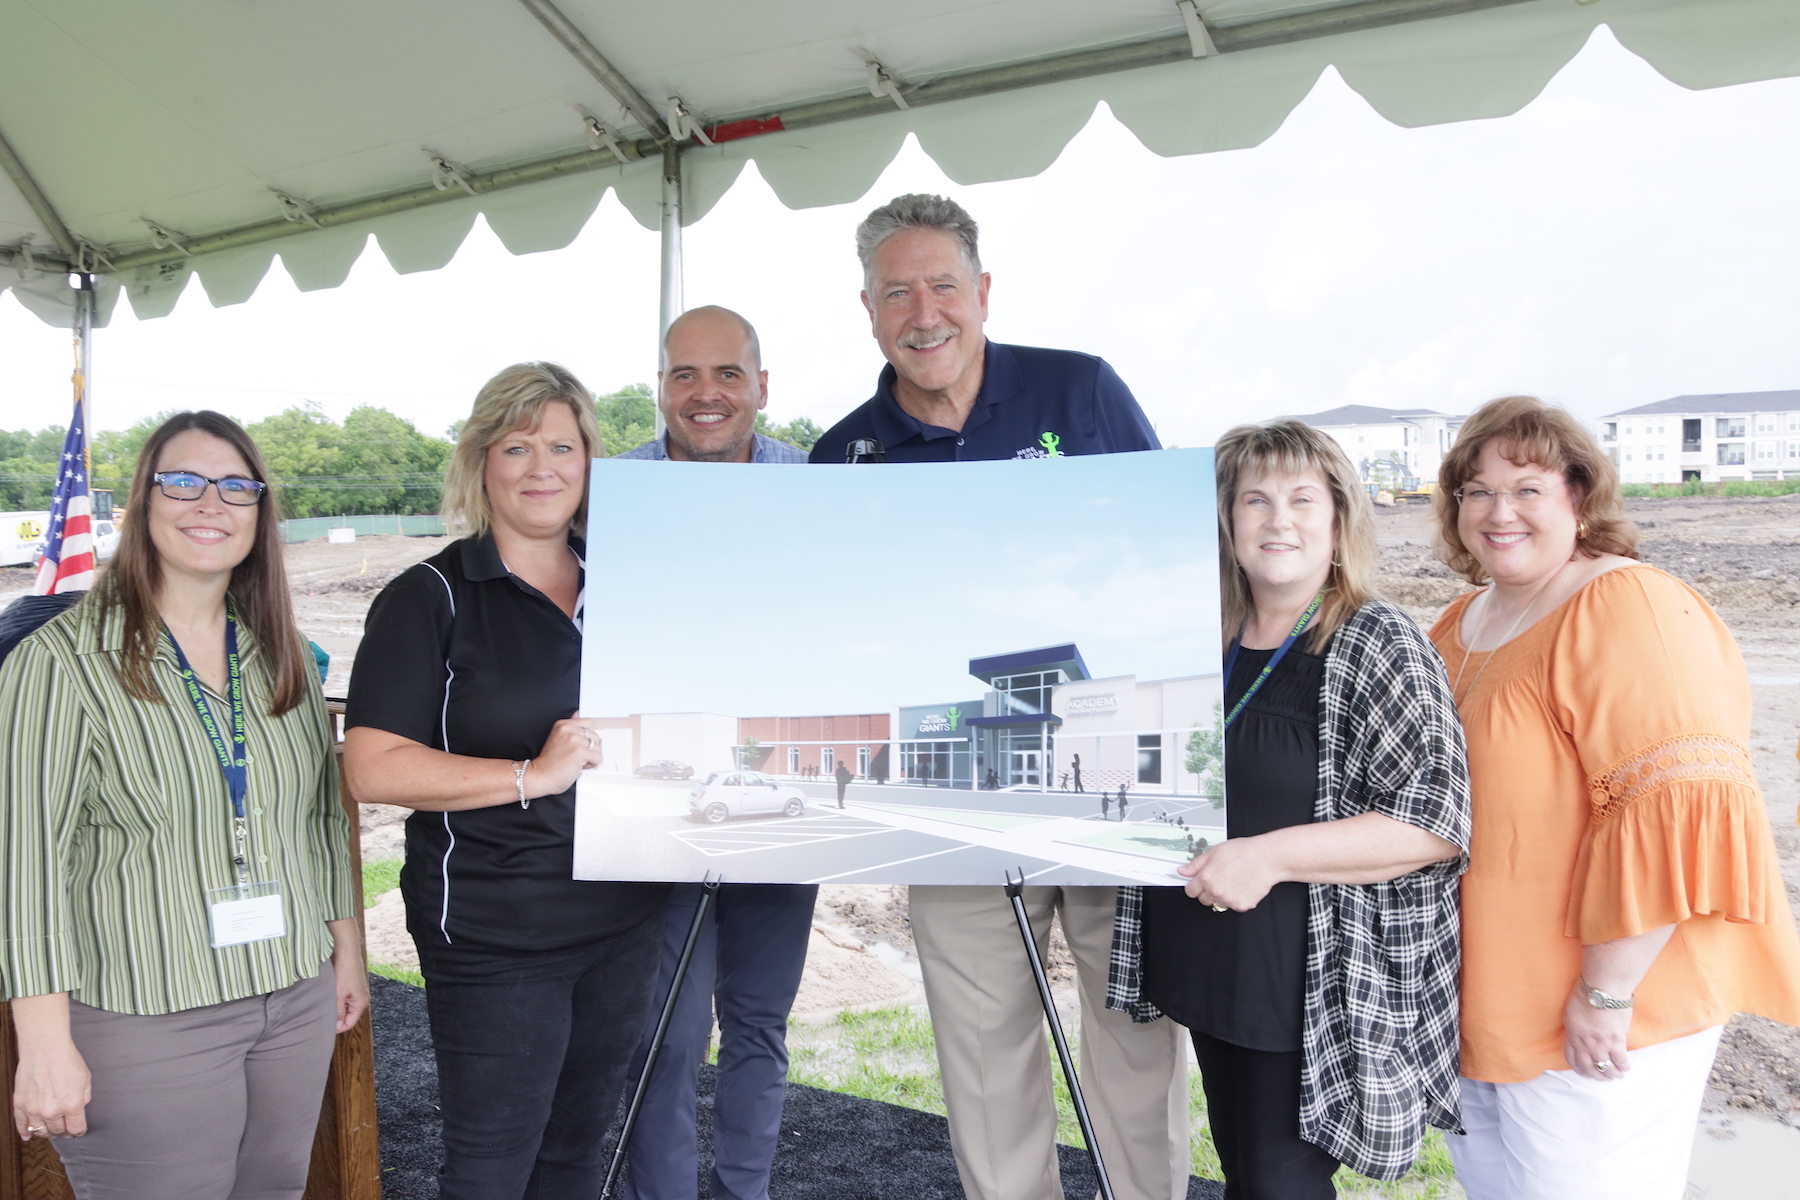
[{"left": 1430, "top": 565, "right": 1800, "bottom": 1084}]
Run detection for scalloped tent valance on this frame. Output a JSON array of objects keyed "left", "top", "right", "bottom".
[{"left": 3, "top": 0, "right": 1797, "bottom": 328}]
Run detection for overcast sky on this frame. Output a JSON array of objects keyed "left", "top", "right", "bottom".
[
  {"left": 3, "top": 27, "right": 1798, "bottom": 447},
  {"left": 582, "top": 450, "right": 1220, "bottom": 716}
]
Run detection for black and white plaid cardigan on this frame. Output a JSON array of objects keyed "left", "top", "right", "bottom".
[{"left": 1107, "top": 599, "right": 1471, "bottom": 1181}]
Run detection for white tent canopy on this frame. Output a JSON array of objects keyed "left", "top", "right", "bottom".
[{"left": 3, "top": 0, "right": 1796, "bottom": 328}]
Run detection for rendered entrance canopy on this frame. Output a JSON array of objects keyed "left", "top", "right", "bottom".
[{"left": 575, "top": 448, "right": 1226, "bottom": 886}]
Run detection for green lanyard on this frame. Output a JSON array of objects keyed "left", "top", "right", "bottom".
[
  {"left": 1222, "top": 591, "right": 1324, "bottom": 729},
  {"left": 167, "top": 610, "right": 251, "bottom": 884}
]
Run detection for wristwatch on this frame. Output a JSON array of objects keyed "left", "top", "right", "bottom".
[{"left": 1578, "top": 978, "right": 1634, "bottom": 1010}]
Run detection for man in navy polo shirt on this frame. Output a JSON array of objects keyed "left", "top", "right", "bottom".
[
  {"left": 814, "top": 194, "right": 1189, "bottom": 1200},
  {"left": 809, "top": 193, "right": 1158, "bottom": 466}
]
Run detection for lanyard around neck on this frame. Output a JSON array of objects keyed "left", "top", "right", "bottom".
[
  {"left": 1222, "top": 591, "right": 1324, "bottom": 729},
  {"left": 167, "top": 610, "right": 248, "bottom": 820}
]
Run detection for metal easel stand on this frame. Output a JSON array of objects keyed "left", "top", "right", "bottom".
[
  {"left": 602, "top": 872, "right": 723, "bottom": 1199},
  {"left": 1004, "top": 868, "right": 1116, "bottom": 1200}
]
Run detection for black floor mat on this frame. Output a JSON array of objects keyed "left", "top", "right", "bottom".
[{"left": 369, "top": 974, "right": 1224, "bottom": 1199}]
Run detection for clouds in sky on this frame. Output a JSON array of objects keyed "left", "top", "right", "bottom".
[{"left": 3, "top": 27, "right": 1797, "bottom": 446}]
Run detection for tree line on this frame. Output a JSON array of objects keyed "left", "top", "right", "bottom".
[{"left": 0, "top": 386, "right": 823, "bottom": 519}]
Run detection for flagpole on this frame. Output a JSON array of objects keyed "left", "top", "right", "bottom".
[{"left": 75, "top": 274, "right": 93, "bottom": 479}]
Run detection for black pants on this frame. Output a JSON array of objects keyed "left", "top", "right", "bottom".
[
  {"left": 415, "top": 916, "right": 663, "bottom": 1200},
  {"left": 1192, "top": 1030, "right": 1340, "bottom": 1200}
]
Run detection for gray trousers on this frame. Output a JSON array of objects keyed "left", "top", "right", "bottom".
[{"left": 54, "top": 963, "right": 337, "bottom": 1200}]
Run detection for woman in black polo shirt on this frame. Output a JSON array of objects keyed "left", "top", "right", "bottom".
[{"left": 345, "top": 362, "right": 669, "bottom": 1200}]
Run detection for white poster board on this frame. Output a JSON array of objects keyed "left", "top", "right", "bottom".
[{"left": 575, "top": 448, "right": 1224, "bottom": 886}]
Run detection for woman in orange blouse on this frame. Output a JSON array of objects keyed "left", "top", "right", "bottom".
[{"left": 1428, "top": 395, "right": 1800, "bottom": 1200}]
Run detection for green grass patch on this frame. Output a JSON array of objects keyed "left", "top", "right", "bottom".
[
  {"left": 787, "top": 1005, "right": 1463, "bottom": 1195},
  {"left": 370, "top": 961, "right": 424, "bottom": 988},
  {"left": 363, "top": 857, "right": 403, "bottom": 908},
  {"left": 1620, "top": 479, "right": 1800, "bottom": 498}
]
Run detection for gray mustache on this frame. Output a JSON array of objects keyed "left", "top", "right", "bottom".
[{"left": 899, "top": 324, "right": 959, "bottom": 350}]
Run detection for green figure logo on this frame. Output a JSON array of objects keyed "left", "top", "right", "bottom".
[
  {"left": 1038, "top": 431, "right": 1062, "bottom": 457},
  {"left": 946, "top": 705, "right": 962, "bottom": 731}
]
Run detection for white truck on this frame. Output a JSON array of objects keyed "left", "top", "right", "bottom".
[{"left": 0, "top": 512, "right": 52, "bottom": 568}]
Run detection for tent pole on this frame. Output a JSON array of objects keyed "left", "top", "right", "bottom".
[
  {"left": 655, "top": 144, "right": 684, "bottom": 439},
  {"left": 75, "top": 277, "right": 94, "bottom": 478}
]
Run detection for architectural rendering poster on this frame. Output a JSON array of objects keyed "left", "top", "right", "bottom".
[{"left": 575, "top": 448, "right": 1225, "bottom": 886}]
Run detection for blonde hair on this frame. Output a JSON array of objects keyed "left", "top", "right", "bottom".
[
  {"left": 442, "top": 362, "right": 604, "bottom": 537},
  {"left": 1434, "top": 395, "right": 1639, "bottom": 585},
  {"left": 1215, "top": 419, "right": 1378, "bottom": 653}
]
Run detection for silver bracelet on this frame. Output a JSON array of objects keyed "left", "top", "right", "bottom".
[{"left": 514, "top": 759, "right": 531, "bottom": 809}]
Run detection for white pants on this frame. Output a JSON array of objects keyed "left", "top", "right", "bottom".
[{"left": 1448, "top": 1024, "right": 1723, "bottom": 1200}]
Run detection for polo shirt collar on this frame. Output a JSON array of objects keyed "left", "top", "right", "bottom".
[
  {"left": 463, "top": 530, "right": 588, "bottom": 583},
  {"left": 867, "top": 339, "right": 1021, "bottom": 444}
]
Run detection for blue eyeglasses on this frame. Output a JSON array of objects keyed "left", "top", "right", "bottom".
[{"left": 153, "top": 472, "right": 267, "bottom": 506}]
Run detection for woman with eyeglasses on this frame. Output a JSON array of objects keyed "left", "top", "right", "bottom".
[
  {"left": 0, "top": 411, "right": 362, "bottom": 1200},
  {"left": 1109, "top": 420, "right": 1470, "bottom": 1197},
  {"left": 1427, "top": 396, "right": 1800, "bottom": 1199}
]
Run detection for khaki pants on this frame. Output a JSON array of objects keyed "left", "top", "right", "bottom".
[
  {"left": 54, "top": 964, "right": 336, "bottom": 1200},
  {"left": 911, "top": 885, "right": 1189, "bottom": 1200}
]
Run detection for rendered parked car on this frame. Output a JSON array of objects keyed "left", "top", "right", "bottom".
[
  {"left": 688, "top": 771, "right": 807, "bottom": 823},
  {"left": 634, "top": 759, "right": 694, "bottom": 780}
]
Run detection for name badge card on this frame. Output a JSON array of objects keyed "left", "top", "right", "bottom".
[{"left": 206, "top": 881, "right": 286, "bottom": 948}]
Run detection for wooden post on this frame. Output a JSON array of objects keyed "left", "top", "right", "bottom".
[{"left": 0, "top": 702, "right": 381, "bottom": 1200}]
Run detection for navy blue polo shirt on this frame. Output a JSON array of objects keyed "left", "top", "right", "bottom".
[{"left": 809, "top": 341, "right": 1161, "bottom": 463}]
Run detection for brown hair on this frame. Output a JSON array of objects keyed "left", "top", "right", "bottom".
[
  {"left": 1434, "top": 395, "right": 1639, "bottom": 584},
  {"left": 1215, "top": 419, "right": 1378, "bottom": 652},
  {"left": 95, "top": 411, "right": 311, "bottom": 715},
  {"left": 442, "top": 362, "right": 603, "bottom": 536}
]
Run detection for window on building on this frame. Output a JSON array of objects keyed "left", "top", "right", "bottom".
[
  {"left": 1788, "top": 442, "right": 1800, "bottom": 460},
  {"left": 1717, "top": 417, "right": 1747, "bottom": 439},
  {"left": 821, "top": 746, "right": 834, "bottom": 773},
  {"left": 1602, "top": 422, "right": 1617, "bottom": 441},
  {"left": 1756, "top": 442, "right": 1776, "bottom": 460},
  {"left": 1757, "top": 417, "right": 1776, "bottom": 433},
  {"left": 788, "top": 746, "right": 799, "bottom": 775},
  {"left": 1136, "top": 734, "right": 1162, "bottom": 785},
  {"left": 1718, "top": 443, "right": 1746, "bottom": 466},
  {"left": 857, "top": 746, "right": 871, "bottom": 777},
  {"left": 1683, "top": 419, "right": 1702, "bottom": 450},
  {"left": 995, "top": 672, "right": 1063, "bottom": 718}
]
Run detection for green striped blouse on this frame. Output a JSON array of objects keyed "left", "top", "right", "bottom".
[{"left": 0, "top": 599, "right": 356, "bottom": 1015}]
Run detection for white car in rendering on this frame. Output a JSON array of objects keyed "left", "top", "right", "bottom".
[{"left": 688, "top": 771, "right": 808, "bottom": 823}]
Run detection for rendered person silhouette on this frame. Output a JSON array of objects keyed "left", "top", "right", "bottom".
[
  {"left": 986, "top": 768, "right": 999, "bottom": 791},
  {"left": 835, "top": 760, "right": 853, "bottom": 809},
  {"left": 1118, "top": 783, "right": 1130, "bottom": 822},
  {"left": 1101, "top": 791, "right": 1111, "bottom": 820},
  {"left": 1071, "top": 753, "right": 1084, "bottom": 793}
]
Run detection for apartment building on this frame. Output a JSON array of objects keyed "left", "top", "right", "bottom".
[
  {"left": 1598, "top": 391, "right": 1800, "bottom": 483},
  {"left": 1289, "top": 404, "right": 1462, "bottom": 482}
]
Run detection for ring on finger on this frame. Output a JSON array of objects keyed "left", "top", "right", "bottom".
[
  {"left": 1595, "top": 1060, "right": 1612, "bottom": 1072},
  {"left": 1210, "top": 903, "right": 1227, "bottom": 913},
  {"left": 26, "top": 1125, "right": 44, "bottom": 1133}
]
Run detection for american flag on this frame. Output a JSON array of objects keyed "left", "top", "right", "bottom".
[{"left": 32, "top": 405, "right": 95, "bottom": 595}]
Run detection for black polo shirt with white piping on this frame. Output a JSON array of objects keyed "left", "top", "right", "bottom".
[{"left": 346, "top": 532, "right": 669, "bottom": 950}]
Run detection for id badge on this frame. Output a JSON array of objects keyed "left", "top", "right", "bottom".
[{"left": 206, "top": 880, "right": 286, "bottom": 948}]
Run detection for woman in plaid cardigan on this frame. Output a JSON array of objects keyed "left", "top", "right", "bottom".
[{"left": 1109, "top": 419, "right": 1470, "bottom": 1194}]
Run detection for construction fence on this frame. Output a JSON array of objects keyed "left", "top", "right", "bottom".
[{"left": 278, "top": 514, "right": 448, "bottom": 544}]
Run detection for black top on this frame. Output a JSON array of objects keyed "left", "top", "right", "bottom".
[
  {"left": 1140, "top": 640, "right": 1326, "bottom": 1052},
  {"left": 808, "top": 342, "right": 1160, "bottom": 464},
  {"left": 346, "top": 534, "right": 669, "bottom": 951}
]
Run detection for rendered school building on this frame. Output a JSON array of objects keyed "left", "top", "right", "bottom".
[{"left": 591, "top": 644, "right": 1222, "bottom": 797}]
